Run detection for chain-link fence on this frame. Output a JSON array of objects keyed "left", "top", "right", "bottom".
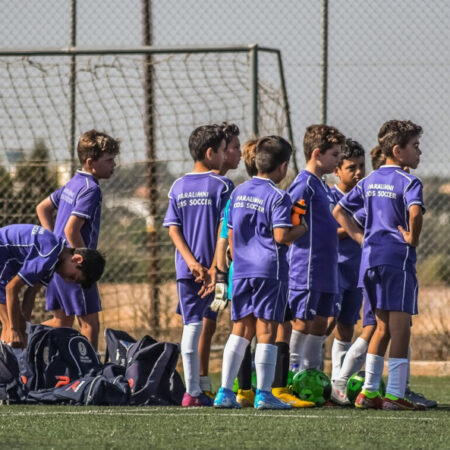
[{"left": 0, "top": 0, "right": 449, "bottom": 359}]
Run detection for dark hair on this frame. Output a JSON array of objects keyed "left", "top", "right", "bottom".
[
  {"left": 220, "top": 122, "right": 240, "bottom": 145},
  {"left": 242, "top": 139, "right": 258, "bottom": 177},
  {"left": 255, "top": 136, "right": 292, "bottom": 174},
  {"left": 303, "top": 124, "right": 345, "bottom": 161},
  {"left": 71, "top": 248, "right": 106, "bottom": 289},
  {"left": 378, "top": 120, "right": 422, "bottom": 158},
  {"left": 77, "top": 130, "right": 120, "bottom": 164},
  {"left": 188, "top": 125, "right": 226, "bottom": 161},
  {"left": 370, "top": 145, "right": 386, "bottom": 170},
  {"left": 338, "top": 138, "right": 365, "bottom": 167}
]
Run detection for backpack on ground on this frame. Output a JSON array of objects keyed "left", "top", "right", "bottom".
[
  {"left": 0, "top": 342, "right": 26, "bottom": 404},
  {"left": 23, "top": 325, "right": 101, "bottom": 391}
]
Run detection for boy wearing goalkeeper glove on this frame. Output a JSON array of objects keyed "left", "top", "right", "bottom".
[
  {"left": 163, "top": 125, "right": 232, "bottom": 407},
  {"left": 334, "top": 120, "right": 425, "bottom": 410},
  {"left": 214, "top": 136, "right": 307, "bottom": 410},
  {"left": 198, "top": 122, "right": 241, "bottom": 399},
  {"left": 288, "top": 125, "right": 345, "bottom": 371}
]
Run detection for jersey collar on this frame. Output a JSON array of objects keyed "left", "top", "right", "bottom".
[
  {"left": 253, "top": 176, "right": 276, "bottom": 185},
  {"left": 77, "top": 170, "right": 99, "bottom": 184}
]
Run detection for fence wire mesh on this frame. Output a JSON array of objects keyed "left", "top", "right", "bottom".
[{"left": 0, "top": 0, "right": 448, "bottom": 359}]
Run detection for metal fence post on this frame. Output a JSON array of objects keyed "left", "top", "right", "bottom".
[
  {"left": 321, "top": 0, "right": 328, "bottom": 125},
  {"left": 69, "top": 0, "right": 77, "bottom": 176},
  {"left": 249, "top": 44, "right": 259, "bottom": 138}
]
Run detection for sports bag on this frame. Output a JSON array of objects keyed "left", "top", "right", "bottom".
[{"left": 0, "top": 342, "right": 26, "bottom": 404}]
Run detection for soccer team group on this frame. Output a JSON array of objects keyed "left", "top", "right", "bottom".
[{"left": 0, "top": 121, "right": 437, "bottom": 411}]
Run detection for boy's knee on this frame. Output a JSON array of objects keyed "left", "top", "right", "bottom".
[
  {"left": 202, "top": 318, "right": 217, "bottom": 337},
  {"left": 79, "top": 313, "right": 100, "bottom": 332}
]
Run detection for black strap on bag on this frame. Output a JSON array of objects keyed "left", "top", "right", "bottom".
[{"left": 0, "top": 342, "right": 26, "bottom": 404}]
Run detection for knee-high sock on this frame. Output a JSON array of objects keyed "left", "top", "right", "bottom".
[
  {"left": 363, "top": 353, "right": 384, "bottom": 393},
  {"left": 181, "top": 321, "right": 203, "bottom": 397},
  {"left": 272, "top": 341, "right": 289, "bottom": 388},
  {"left": 386, "top": 358, "right": 409, "bottom": 399},
  {"left": 333, "top": 337, "right": 369, "bottom": 390},
  {"left": 303, "top": 334, "right": 327, "bottom": 370},
  {"left": 221, "top": 334, "right": 250, "bottom": 391},
  {"left": 331, "top": 339, "right": 352, "bottom": 382},
  {"left": 289, "top": 329, "right": 307, "bottom": 370},
  {"left": 237, "top": 344, "right": 253, "bottom": 390},
  {"left": 255, "top": 343, "right": 278, "bottom": 392}
]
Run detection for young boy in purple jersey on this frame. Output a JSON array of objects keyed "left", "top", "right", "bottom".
[
  {"left": 36, "top": 130, "right": 119, "bottom": 350},
  {"left": 334, "top": 120, "right": 425, "bottom": 410},
  {"left": 163, "top": 124, "right": 231, "bottom": 407},
  {"left": 0, "top": 224, "right": 105, "bottom": 348},
  {"left": 198, "top": 122, "right": 241, "bottom": 398},
  {"left": 214, "top": 136, "right": 308, "bottom": 410},
  {"left": 288, "top": 125, "right": 345, "bottom": 371},
  {"left": 328, "top": 139, "right": 366, "bottom": 387}
]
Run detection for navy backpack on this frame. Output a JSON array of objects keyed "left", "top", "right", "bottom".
[{"left": 0, "top": 342, "right": 26, "bottom": 404}]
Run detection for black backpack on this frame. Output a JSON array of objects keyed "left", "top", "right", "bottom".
[
  {"left": 0, "top": 342, "right": 26, "bottom": 404},
  {"left": 23, "top": 325, "right": 101, "bottom": 391}
]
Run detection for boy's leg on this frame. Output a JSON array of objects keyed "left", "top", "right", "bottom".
[
  {"left": 198, "top": 317, "right": 216, "bottom": 394},
  {"left": 42, "top": 309, "right": 75, "bottom": 328},
  {"left": 237, "top": 343, "right": 252, "bottom": 390},
  {"left": 78, "top": 312, "right": 100, "bottom": 350},
  {"left": 0, "top": 303, "right": 8, "bottom": 342},
  {"left": 273, "top": 320, "right": 291, "bottom": 388},
  {"left": 181, "top": 320, "right": 203, "bottom": 397}
]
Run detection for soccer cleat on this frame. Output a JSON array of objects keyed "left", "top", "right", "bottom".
[
  {"left": 382, "top": 395, "right": 425, "bottom": 411},
  {"left": 272, "top": 387, "right": 315, "bottom": 408},
  {"left": 182, "top": 392, "right": 214, "bottom": 407},
  {"left": 214, "top": 387, "right": 241, "bottom": 409},
  {"left": 354, "top": 391, "right": 383, "bottom": 409},
  {"left": 405, "top": 388, "right": 437, "bottom": 408},
  {"left": 330, "top": 384, "right": 351, "bottom": 406},
  {"left": 203, "top": 390, "right": 216, "bottom": 400},
  {"left": 236, "top": 389, "right": 255, "bottom": 408},
  {"left": 254, "top": 389, "right": 292, "bottom": 410}
]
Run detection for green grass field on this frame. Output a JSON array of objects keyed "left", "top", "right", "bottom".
[{"left": 0, "top": 376, "right": 448, "bottom": 449}]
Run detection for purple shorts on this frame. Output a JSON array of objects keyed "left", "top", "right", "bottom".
[
  {"left": 333, "top": 288, "right": 363, "bottom": 325},
  {"left": 231, "top": 278, "right": 288, "bottom": 322},
  {"left": 46, "top": 273, "right": 101, "bottom": 316},
  {"left": 362, "top": 288, "right": 376, "bottom": 327},
  {"left": 289, "top": 289, "right": 335, "bottom": 320},
  {"left": 176, "top": 279, "right": 216, "bottom": 325},
  {"left": 363, "top": 265, "right": 418, "bottom": 315}
]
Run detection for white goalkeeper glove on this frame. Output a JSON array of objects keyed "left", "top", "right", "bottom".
[{"left": 210, "top": 268, "right": 229, "bottom": 312}]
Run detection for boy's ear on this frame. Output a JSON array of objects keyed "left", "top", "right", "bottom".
[
  {"left": 72, "top": 253, "right": 84, "bottom": 264},
  {"left": 311, "top": 148, "right": 321, "bottom": 160},
  {"left": 392, "top": 144, "right": 401, "bottom": 159},
  {"left": 334, "top": 166, "right": 340, "bottom": 177},
  {"left": 85, "top": 157, "right": 94, "bottom": 169},
  {"left": 205, "top": 147, "right": 213, "bottom": 161}
]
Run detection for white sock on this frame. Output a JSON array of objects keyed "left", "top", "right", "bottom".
[
  {"left": 303, "top": 334, "right": 326, "bottom": 370},
  {"left": 386, "top": 358, "right": 409, "bottom": 398},
  {"left": 221, "top": 334, "right": 250, "bottom": 391},
  {"left": 200, "top": 376, "right": 212, "bottom": 392},
  {"left": 331, "top": 339, "right": 351, "bottom": 382},
  {"left": 363, "top": 353, "right": 384, "bottom": 393},
  {"left": 255, "top": 343, "right": 278, "bottom": 392},
  {"left": 334, "top": 337, "right": 369, "bottom": 390},
  {"left": 181, "top": 321, "right": 203, "bottom": 397},
  {"left": 289, "top": 330, "right": 307, "bottom": 371},
  {"left": 406, "top": 347, "right": 411, "bottom": 389}
]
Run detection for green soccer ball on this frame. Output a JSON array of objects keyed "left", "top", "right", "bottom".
[
  {"left": 346, "top": 370, "right": 386, "bottom": 406},
  {"left": 292, "top": 368, "right": 332, "bottom": 406}
]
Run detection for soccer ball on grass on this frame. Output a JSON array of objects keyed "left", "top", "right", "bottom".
[
  {"left": 346, "top": 370, "right": 386, "bottom": 406},
  {"left": 291, "top": 368, "right": 331, "bottom": 406}
]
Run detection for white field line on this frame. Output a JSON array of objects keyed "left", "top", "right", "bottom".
[{"left": 0, "top": 410, "right": 443, "bottom": 421}]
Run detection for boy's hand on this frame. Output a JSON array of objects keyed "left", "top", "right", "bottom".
[
  {"left": 210, "top": 268, "right": 229, "bottom": 312},
  {"left": 7, "top": 328, "right": 27, "bottom": 349},
  {"left": 198, "top": 267, "right": 216, "bottom": 298},
  {"left": 398, "top": 225, "right": 417, "bottom": 247},
  {"left": 189, "top": 261, "right": 208, "bottom": 283},
  {"left": 291, "top": 199, "right": 307, "bottom": 226}
]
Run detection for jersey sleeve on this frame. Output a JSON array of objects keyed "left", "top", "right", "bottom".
[
  {"left": 220, "top": 198, "right": 231, "bottom": 239},
  {"left": 219, "top": 180, "right": 234, "bottom": 221},
  {"left": 272, "top": 192, "right": 293, "bottom": 228},
  {"left": 163, "top": 184, "right": 181, "bottom": 227},
  {"left": 50, "top": 186, "right": 64, "bottom": 209},
  {"left": 288, "top": 178, "right": 313, "bottom": 210},
  {"left": 353, "top": 208, "right": 366, "bottom": 229},
  {"left": 18, "top": 244, "right": 62, "bottom": 286},
  {"left": 72, "top": 187, "right": 102, "bottom": 220},
  {"left": 405, "top": 178, "right": 425, "bottom": 212},
  {"left": 339, "top": 183, "right": 364, "bottom": 215}
]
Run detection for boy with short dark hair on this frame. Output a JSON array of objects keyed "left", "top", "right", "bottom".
[
  {"left": 0, "top": 224, "right": 105, "bottom": 348},
  {"left": 334, "top": 119, "right": 425, "bottom": 410},
  {"left": 329, "top": 139, "right": 366, "bottom": 385},
  {"left": 36, "top": 130, "right": 119, "bottom": 350},
  {"left": 214, "top": 136, "right": 308, "bottom": 410},
  {"left": 288, "top": 124, "right": 345, "bottom": 371},
  {"left": 164, "top": 124, "right": 232, "bottom": 407}
]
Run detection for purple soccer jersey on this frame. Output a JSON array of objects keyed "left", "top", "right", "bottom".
[
  {"left": 287, "top": 170, "right": 339, "bottom": 293},
  {"left": 50, "top": 170, "right": 102, "bottom": 249},
  {"left": 338, "top": 165, "right": 425, "bottom": 280},
  {"left": 0, "top": 224, "right": 65, "bottom": 302},
  {"left": 163, "top": 171, "right": 233, "bottom": 280},
  {"left": 228, "top": 176, "right": 292, "bottom": 281}
]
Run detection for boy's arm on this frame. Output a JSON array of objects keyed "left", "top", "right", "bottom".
[
  {"left": 273, "top": 220, "right": 308, "bottom": 245},
  {"left": 36, "top": 196, "right": 56, "bottom": 231},
  {"left": 333, "top": 204, "right": 364, "bottom": 245},
  {"left": 22, "top": 284, "right": 42, "bottom": 322},
  {"left": 398, "top": 204, "right": 423, "bottom": 247},
  {"left": 5, "top": 275, "right": 27, "bottom": 348},
  {"left": 64, "top": 215, "right": 86, "bottom": 248},
  {"left": 168, "top": 225, "right": 207, "bottom": 282}
]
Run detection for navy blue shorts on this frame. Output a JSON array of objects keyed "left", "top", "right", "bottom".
[
  {"left": 289, "top": 289, "right": 335, "bottom": 320},
  {"left": 333, "top": 287, "right": 363, "bottom": 325},
  {"left": 231, "top": 278, "right": 288, "bottom": 322},
  {"left": 363, "top": 265, "right": 418, "bottom": 315},
  {"left": 362, "top": 288, "right": 376, "bottom": 327},
  {"left": 176, "top": 278, "right": 216, "bottom": 325}
]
